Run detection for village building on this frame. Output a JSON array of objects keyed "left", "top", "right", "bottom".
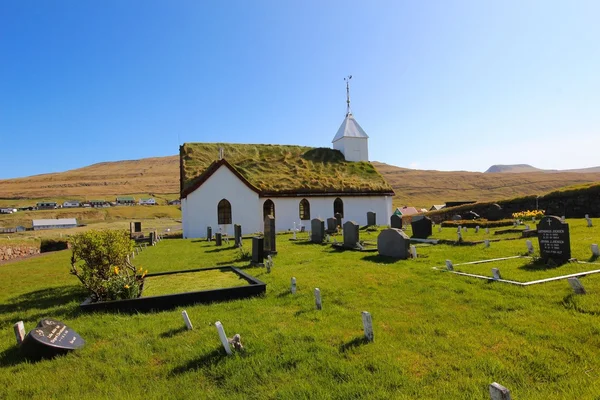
[
  {"left": 32, "top": 218, "right": 78, "bottom": 230},
  {"left": 36, "top": 201, "right": 57, "bottom": 210},
  {"left": 116, "top": 196, "right": 136, "bottom": 205},
  {"left": 180, "top": 95, "right": 394, "bottom": 238},
  {"left": 63, "top": 200, "right": 81, "bottom": 208},
  {"left": 89, "top": 200, "right": 109, "bottom": 208},
  {"left": 139, "top": 198, "right": 156, "bottom": 206},
  {"left": 430, "top": 204, "right": 445, "bottom": 211}
]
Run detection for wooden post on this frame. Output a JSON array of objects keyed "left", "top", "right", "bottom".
[
  {"left": 291, "top": 277, "right": 296, "bottom": 294},
  {"left": 445, "top": 260, "right": 453, "bottom": 271},
  {"left": 489, "top": 382, "right": 512, "bottom": 400},
  {"left": 568, "top": 277, "right": 586, "bottom": 294},
  {"left": 592, "top": 244, "right": 600, "bottom": 257},
  {"left": 13, "top": 321, "right": 25, "bottom": 346},
  {"left": 492, "top": 268, "right": 501, "bottom": 280},
  {"left": 215, "top": 321, "right": 232, "bottom": 355},
  {"left": 361, "top": 311, "right": 374, "bottom": 342},
  {"left": 182, "top": 310, "right": 193, "bottom": 330},
  {"left": 314, "top": 288, "right": 322, "bottom": 310}
]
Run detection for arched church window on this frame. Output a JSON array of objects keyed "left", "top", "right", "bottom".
[
  {"left": 334, "top": 198, "right": 344, "bottom": 218},
  {"left": 299, "top": 199, "right": 310, "bottom": 220},
  {"left": 263, "top": 199, "right": 275, "bottom": 219},
  {"left": 217, "top": 199, "right": 232, "bottom": 225}
]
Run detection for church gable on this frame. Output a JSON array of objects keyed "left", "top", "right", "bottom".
[{"left": 180, "top": 143, "right": 394, "bottom": 198}]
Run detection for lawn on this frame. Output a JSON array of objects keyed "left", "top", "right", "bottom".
[
  {"left": 0, "top": 218, "right": 599, "bottom": 399},
  {"left": 142, "top": 269, "right": 249, "bottom": 297}
]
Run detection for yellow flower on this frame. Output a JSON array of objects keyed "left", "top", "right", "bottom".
[
  {"left": 114, "top": 266, "right": 119, "bottom": 275},
  {"left": 138, "top": 267, "right": 143, "bottom": 273},
  {"left": 124, "top": 284, "right": 130, "bottom": 289},
  {"left": 142, "top": 269, "right": 148, "bottom": 278}
]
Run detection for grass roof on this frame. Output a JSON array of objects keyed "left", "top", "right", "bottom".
[{"left": 180, "top": 143, "right": 394, "bottom": 196}]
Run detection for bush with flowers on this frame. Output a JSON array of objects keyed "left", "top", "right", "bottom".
[
  {"left": 512, "top": 210, "right": 544, "bottom": 221},
  {"left": 69, "top": 229, "right": 147, "bottom": 302}
]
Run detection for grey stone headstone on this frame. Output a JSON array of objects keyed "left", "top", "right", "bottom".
[
  {"left": 310, "top": 218, "right": 325, "bottom": 243},
  {"left": 489, "top": 382, "right": 512, "bottom": 400},
  {"left": 206, "top": 226, "right": 213, "bottom": 241},
  {"left": 234, "top": 224, "right": 242, "bottom": 248},
  {"left": 568, "top": 277, "right": 586, "bottom": 294},
  {"left": 592, "top": 244, "right": 600, "bottom": 257},
  {"left": 492, "top": 268, "right": 501, "bottom": 280},
  {"left": 343, "top": 221, "right": 360, "bottom": 248},
  {"left": 445, "top": 260, "right": 453, "bottom": 270},
  {"left": 252, "top": 236, "right": 264, "bottom": 264},
  {"left": 411, "top": 216, "right": 433, "bottom": 239},
  {"left": 264, "top": 215, "right": 276, "bottom": 254},
  {"left": 215, "top": 232, "right": 222, "bottom": 246},
  {"left": 586, "top": 218, "right": 593, "bottom": 228},
  {"left": 362, "top": 311, "right": 374, "bottom": 342},
  {"left": 377, "top": 228, "right": 410, "bottom": 259},
  {"left": 485, "top": 227, "right": 490, "bottom": 234},
  {"left": 390, "top": 214, "right": 402, "bottom": 229},
  {"left": 327, "top": 217, "right": 337, "bottom": 232},
  {"left": 367, "top": 211, "right": 376, "bottom": 226}
]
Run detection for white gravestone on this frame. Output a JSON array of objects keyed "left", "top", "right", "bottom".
[
  {"left": 215, "top": 321, "right": 232, "bottom": 355},
  {"left": 586, "top": 218, "right": 593, "bottom": 228},
  {"left": 464, "top": 227, "right": 468, "bottom": 232},
  {"left": 568, "top": 277, "right": 586, "bottom": 294},
  {"left": 457, "top": 226, "right": 461, "bottom": 233},
  {"left": 485, "top": 239, "right": 490, "bottom": 248},
  {"left": 475, "top": 226, "right": 479, "bottom": 233},
  {"left": 489, "top": 382, "right": 512, "bottom": 400},
  {"left": 457, "top": 232, "right": 462, "bottom": 241},
  {"left": 182, "top": 310, "right": 193, "bottom": 330},
  {"left": 362, "top": 311, "right": 374, "bottom": 342},
  {"left": 14, "top": 321, "right": 25, "bottom": 345},
  {"left": 410, "top": 245, "right": 417, "bottom": 259},
  {"left": 592, "top": 244, "right": 600, "bottom": 257},
  {"left": 445, "top": 260, "right": 453, "bottom": 271},
  {"left": 291, "top": 277, "right": 297, "bottom": 294},
  {"left": 526, "top": 240, "right": 534, "bottom": 254},
  {"left": 314, "top": 288, "right": 322, "bottom": 310},
  {"left": 492, "top": 268, "right": 501, "bottom": 280},
  {"left": 485, "top": 227, "right": 490, "bottom": 234}
]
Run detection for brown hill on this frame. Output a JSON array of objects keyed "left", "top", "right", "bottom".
[
  {"left": 1, "top": 156, "right": 600, "bottom": 210},
  {"left": 485, "top": 164, "right": 600, "bottom": 173}
]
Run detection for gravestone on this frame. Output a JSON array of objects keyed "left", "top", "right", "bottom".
[
  {"left": 489, "top": 382, "right": 512, "bottom": 400},
  {"left": 367, "top": 211, "right": 376, "bottom": 226},
  {"left": 568, "top": 277, "right": 586, "bottom": 294},
  {"left": 592, "top": 244, "right": 600, "bottom": 257},
  {"left": 492, "top": 268, "right": 501, "bottom": 280},
  {"left": 252, "top": 236, "right": 264, "bottom": 264},
  {"left": 335, "top": 212, "right": 343, "bottom": 229},
  {"left": 206, "top": 226, "right": 213, "bottom": 241},
  {"left": 362, "top": 311, "right": 374, "bottom": 342},
  {"left": 411, "top": 216, "right": 433, "bottom": 239},
  {"left": 264, "top": 215, "right": 276, "bottom": 254},
  {"left": 311, "top": 218, "right": 325, "bottom": 243},
  {"left": 234, "top": 224, "right": 242, "bottom": 248},
  {"left": 343, "top": 221, "right": 360, "bottom": 248},
  {"left": 215, "top": 232, "right": 222, "bottom": 246},
  {"left": 327, "top": 217, "right": 337, "bottom": 233},
  {"left": 377, "top": 228, "right": 410, "bottom": 259},
  {"left": 20, "top": 319, "right": 85, "bottom": 360},
  {"left": 149, "top": 231, "right": 156, "bottom": 245},
  {"left": 390, "top": 214, "right": 402, "bottom": 229},
  {"left": 537, "top": 216, "right": 571, "bottom": 264}
]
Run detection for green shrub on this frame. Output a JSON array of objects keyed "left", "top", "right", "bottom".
[{"left": 69, "top": 230, "right": 145, "bottom": 302}]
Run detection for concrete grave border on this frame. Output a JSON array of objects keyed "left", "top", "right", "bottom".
[
  {"left": 80, "top": 266, "right": 266, "bottom": 312},
  {"left": 433, "top": 256, "right": 600, "bottom": 286}
]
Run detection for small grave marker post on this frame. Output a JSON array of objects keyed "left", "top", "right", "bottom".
[
  {"left": 457, "top": 226, "right": 461, "bottom": 233},
  {"left": 526, "top": 240, "right": 534, "bottom": 254},
  {"left": 568, "top": 277, "right": 586, "bottom": 294},
  {"left": 525, "top": 224, "right": 530, "bottom": 231},
  {"left": 445, "top": 260, "right": 453, "bottom": 271},
  {"left": 489, "top": 382, "right": 512, "bottom": 400},
  {"left": 475, "top": 226, "right": 480, "bottom": 233},
  {"left": 438, "top": 226, "right": 442, "bottom": 233},
  {"left": 492, "top": 268, "right": 501, "bottom": 280},
  {"left": 314, "top": 288, "right": 322, "bottom": 310},
  {"left": 182, "top": 310, "right": 193, "bottom": 330},
  {"left": 361, "top": 311, "right": 374, "bottom": 342},
  {"left": 291, "top": 277, "right": 296, "bottom": 294},
  {"left": 586, "top": 217, "right": 593, "bottom": 227},
  {"left": 592, "top": 244, "right": 600, "bottom": 257},
  {"left": 485, "top": 239, "right": 490, "bottom": 248},
  {"left": 457, "top": 232, "right": 462, "bottom": 242},
  {"left": 485, "top": 227, "right": 490, "bottom": 234},
  {"left": 215, "top": 321, "right": 232, "bottom": 355},
  {"left": 14, "top": 321, "right": 25, "bottom": 345},
  {"left": 410, "top": 245, "right": 417, "bottom": 259}
]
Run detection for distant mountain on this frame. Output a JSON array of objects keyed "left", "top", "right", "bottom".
[{"left": 485, "top": 164, "right": 600, "bottom": 174}]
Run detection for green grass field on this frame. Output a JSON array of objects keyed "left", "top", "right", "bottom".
[
  {"left": 1, "top": 219, "right": 600, "bottom": 398},
  {"left": 142, "top": 269, "right": 249, "bottom": 297}
]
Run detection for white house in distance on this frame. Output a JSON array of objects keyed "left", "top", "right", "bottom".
[
  {"left": 63, "top": 200, "right": 80, "bottom": 208},
  {"left": 180, "top": 112, "right": 394, "bottom": 238},
  {"left": 32, "top": 218, "right": 78, "bottom": 230},
  {"left": 139, "top": 198, "right": 156, "bottom": 206}
]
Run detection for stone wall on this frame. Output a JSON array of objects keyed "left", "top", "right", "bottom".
[{"left": 0, "top": 245, "right": 40, "bottom": 261}]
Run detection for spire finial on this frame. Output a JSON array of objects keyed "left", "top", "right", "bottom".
[{"left": 344, "top": 75, "right": 352, "bottom": 116}]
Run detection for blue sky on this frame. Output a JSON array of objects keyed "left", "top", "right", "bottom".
[{"left": 1, "top": 1, "right": 599, "bottom": 179}]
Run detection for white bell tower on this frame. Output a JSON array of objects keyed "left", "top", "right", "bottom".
[{"left": 332, "top": 75, "right": 369, "bottom": 162}]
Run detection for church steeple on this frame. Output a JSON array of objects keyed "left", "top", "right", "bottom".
[
  {"left": 345, "top": 75, "right": 352, "bottom": 117},
  {"left": 332, "top": 76, "right": 369, "bottom": 162}
]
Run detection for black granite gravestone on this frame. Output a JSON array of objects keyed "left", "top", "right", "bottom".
[
  {"left": 252, "top": 236, "right": 264, "bottom": 264},
  {"left": 311, "top": 218, "right": 325, "bottom": 243},
  {"left": 326, "top": 218, "right": 337, "bottom": 233},
  {"left": 390, "top": 214, "right": 402, "bottom": 229},
  {"left": 411, "top": 216, "right": 433, "bottom": 239},
  {"left": 234, "top": 224, "right": 242, "bottom": 248},
  {"left": 367, "top": 212, "right": 377, "bottom": 226},
  {"left": 343, "top": 221, "right": 360, "bottom": 248},
  {"left": 206, "top": 226, "right": 212, "bottom": 241},
  {"left": 20, "top": 319, "right": 85, "bottom": 360},
  {"left": 536, "top": 216, "right": 571, "bottom": 264},
  {"left": 215, "top": 232, "right": 222, "bottom": 246},
  {"left": 264, "top": 216, "right": 276, "bottom": 254}
]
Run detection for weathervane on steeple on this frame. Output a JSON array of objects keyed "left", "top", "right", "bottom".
[{"left": 344, "top": 75, "right": 352, "bottom": 116}]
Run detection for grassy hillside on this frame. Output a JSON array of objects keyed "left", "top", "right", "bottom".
[{"left": 2, "top": 154, "right": 600, "bottom": 210}]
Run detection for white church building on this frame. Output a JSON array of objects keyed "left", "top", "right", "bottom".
[{"left": 181, "top": 106, "right": 394, "bottom": 238}]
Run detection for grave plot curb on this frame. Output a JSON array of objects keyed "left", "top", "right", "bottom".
[{"left": 80, "top": 266, "right": 266, "bottom": 313}]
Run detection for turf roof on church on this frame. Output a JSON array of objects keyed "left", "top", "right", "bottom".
[{"left": 180, "top": 143, "right": 394, "bottom": 196}]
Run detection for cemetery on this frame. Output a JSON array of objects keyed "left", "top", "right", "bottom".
[{"left": 0, "top": 215, "right": 599, "bottom": 398}]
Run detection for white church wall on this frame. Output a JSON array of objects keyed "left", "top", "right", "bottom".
[
  {"left": 182, "top": 166, "right": 260, "bottom": 238},
  {"left": 340, "top": 137, "right": 368, "bottom": 162},
  {"left": 265, "top": 195, "right": 392, "bottom": 232}
]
